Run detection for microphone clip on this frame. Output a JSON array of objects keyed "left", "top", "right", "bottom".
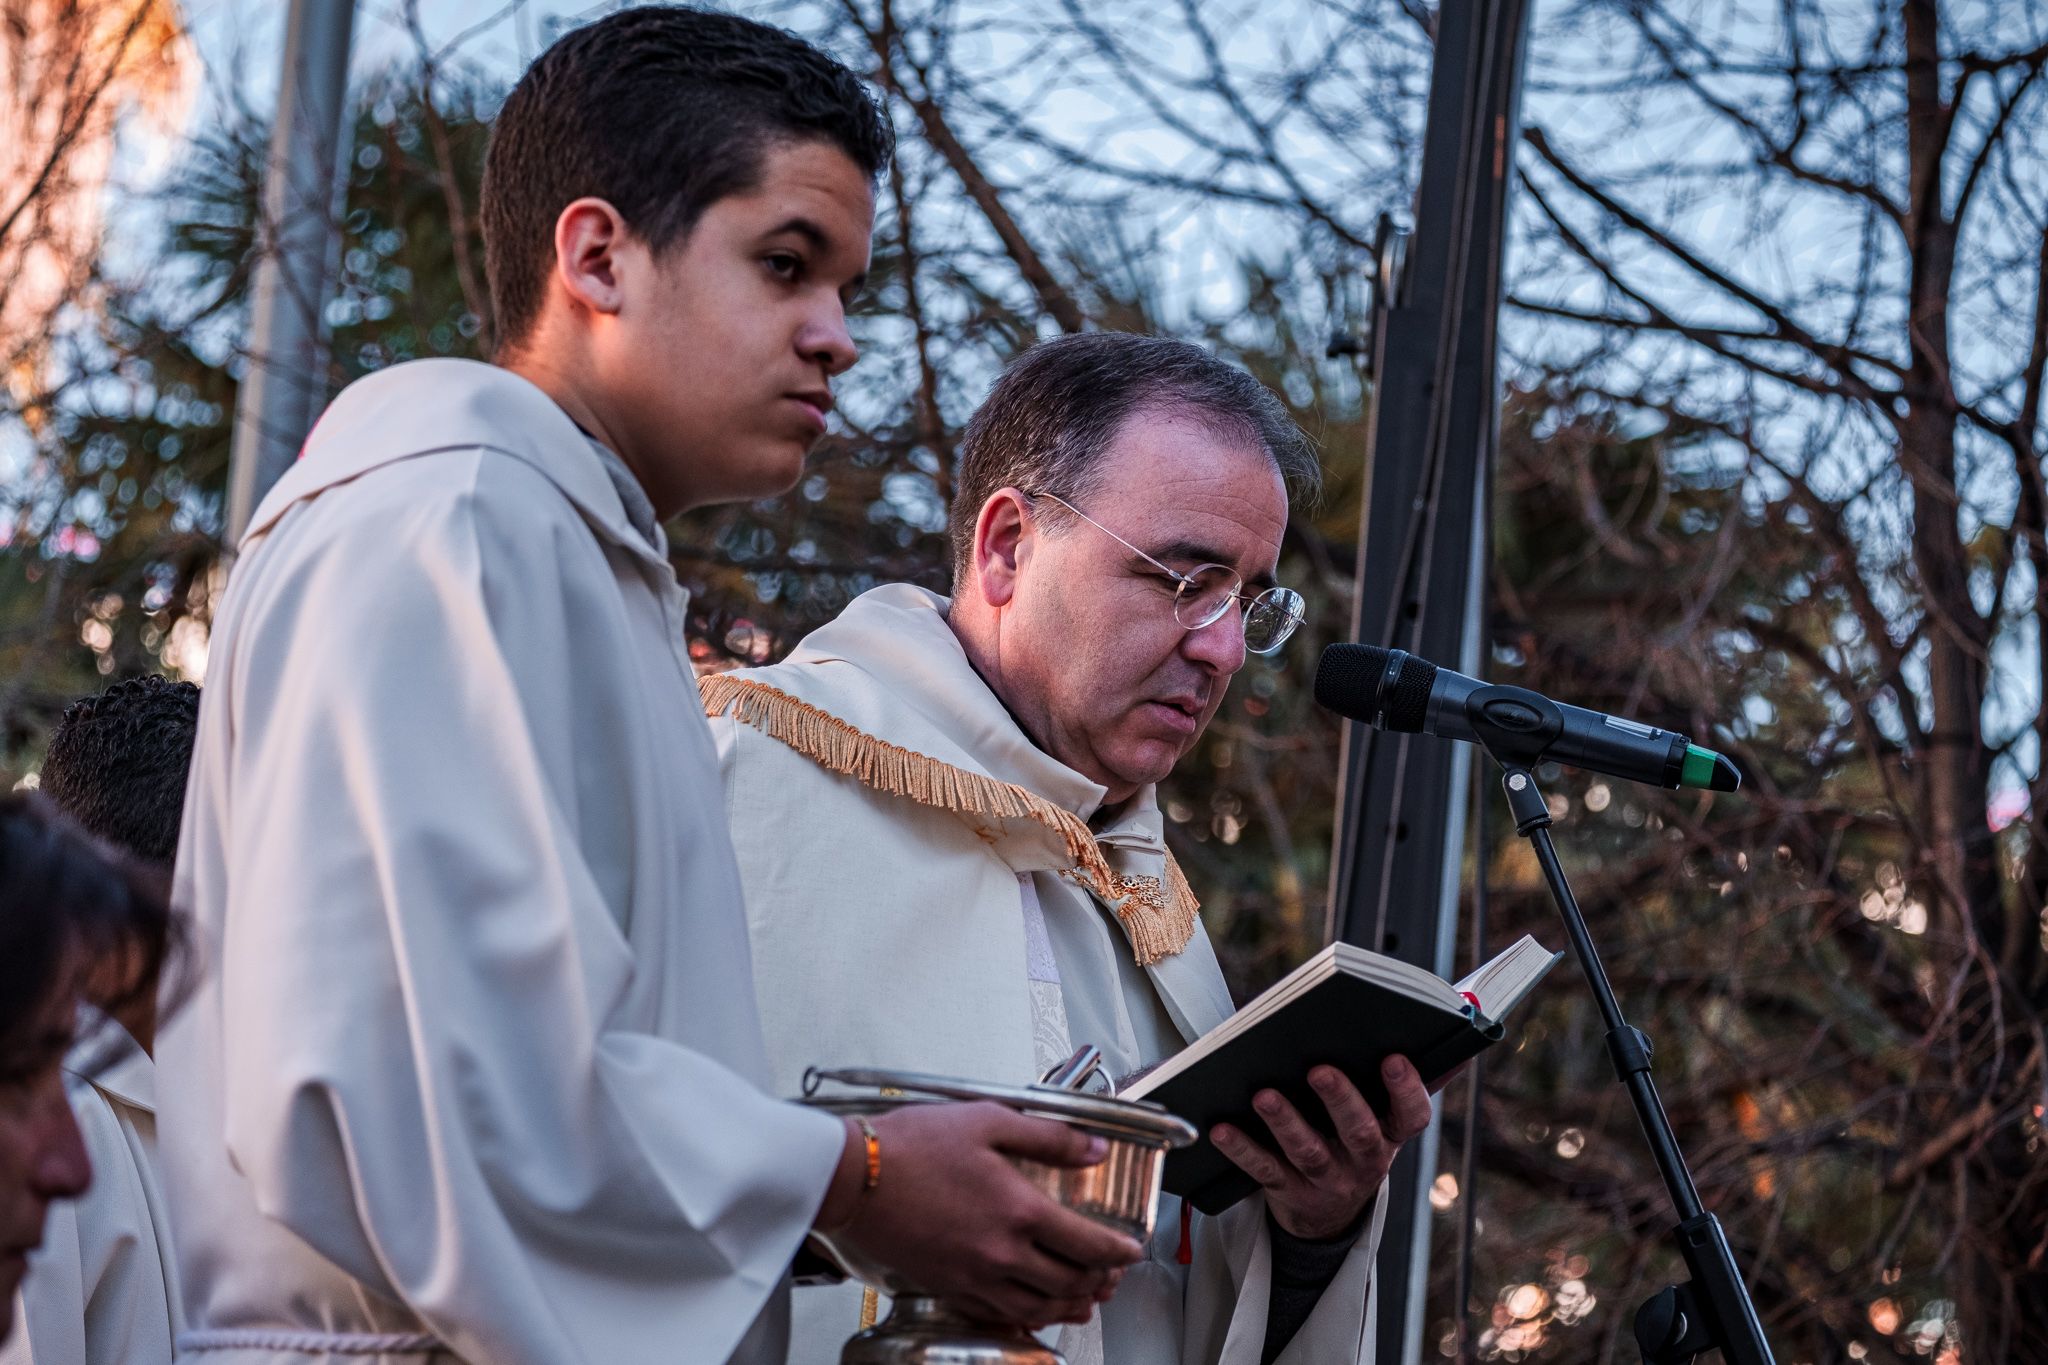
[{"left": 1462, "top": 683, "right": 1564, "bottom": 770}]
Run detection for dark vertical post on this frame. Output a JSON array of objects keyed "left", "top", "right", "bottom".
[
  {"left": 227, "top": 0, "right": 357, "bottom": 547},
  {"left": 1325, "top": 3, "right": 1531, "bottom": 1361}
]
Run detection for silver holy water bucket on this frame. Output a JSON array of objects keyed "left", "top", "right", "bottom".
[{"left": 801, "top": 1049, "right": 1198, "bottom": 1365}]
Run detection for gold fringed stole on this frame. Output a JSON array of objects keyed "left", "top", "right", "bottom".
[{"left": 700, "top": 674, "right": 1197, "bottom": 965}]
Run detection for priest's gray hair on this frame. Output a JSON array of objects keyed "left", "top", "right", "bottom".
[{"left": 946, "top": 332, "right": 1322, "bottom": 584}]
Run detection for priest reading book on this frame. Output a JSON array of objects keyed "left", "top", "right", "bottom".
[{"left": 1122, "top": 934, "right": 1564, "bottom": 1214}]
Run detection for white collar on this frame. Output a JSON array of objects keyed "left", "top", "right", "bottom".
[
  {"left": 783, "top": 584, "right": 1168, "bottom": 847},
  {"left": 64, "top": 1006, "right": 153, "bottom": 1112},
  {"left": 245, "top": 358, "right": 666, "bottom": 569}
]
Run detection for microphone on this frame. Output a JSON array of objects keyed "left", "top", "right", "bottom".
[{"left": 1315, "top": 644, "right": 1740, "bottom": 792}]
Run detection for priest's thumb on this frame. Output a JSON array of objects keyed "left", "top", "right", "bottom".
[{"left": 991, "top": 1110, "right": 1109, "bottom": 1168}]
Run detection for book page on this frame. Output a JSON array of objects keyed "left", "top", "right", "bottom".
[
  {"left": 1453, "top": 935, "right": 1564, "bottom": 1019},
  {"left": 1330, "top": 943, "right": 1468, "bottom": 1012}
]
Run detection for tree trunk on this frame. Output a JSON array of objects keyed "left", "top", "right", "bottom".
[{"left": 1901, "top": 3, "right": 2048, "bottom": 1352}]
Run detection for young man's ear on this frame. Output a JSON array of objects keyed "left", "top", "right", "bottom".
[
  {"left": 972, "top": 489, "right": 1033, "bottom": 609},
  {"left": 551, "top": 197, "right": 632, "bottom": 318}
]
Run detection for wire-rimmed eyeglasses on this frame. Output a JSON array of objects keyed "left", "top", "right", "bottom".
[{"left": 1022, "top": 490, "right": 1306, "bottom": 655}]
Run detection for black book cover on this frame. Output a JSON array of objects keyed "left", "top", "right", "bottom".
[{"left": 1132, "top": 974, "right": 1506, "bottom": 1215}]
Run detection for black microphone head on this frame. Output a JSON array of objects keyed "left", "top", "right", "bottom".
[
  {"left": 1381, "top": 650, "right": 1436, "bottom": 731},
  {"left": 1315, "top": 644, "right": 1388, "bottom": 721},
  {"left": 1315, "top": 645, "right": 1438, "bottom": 732}
]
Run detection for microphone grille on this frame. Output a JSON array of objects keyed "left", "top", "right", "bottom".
[
  {"left": 1315, "top": 644, "right": 1440, "bottom": 731},
  {"left": 1382, "top": 652, "right": 1437, "bottom": 732},
  {"left": 1314, "top": 644, "right": 1388, "bottom": 720}
]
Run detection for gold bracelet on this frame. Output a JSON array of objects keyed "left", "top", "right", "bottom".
[{"left": 854, "top": 1116, "right": 881, "bottom": 1192}]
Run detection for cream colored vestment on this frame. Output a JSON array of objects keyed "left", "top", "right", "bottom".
[
  {"left": 154, "top": 359, "right": 845, "bottom": 1365},
  {"left": 707, "top": 584, "right": 1384, "bottom": 1365},
  {"left": 1, "top": 1020, "right": 176, "bottom": 1365}
]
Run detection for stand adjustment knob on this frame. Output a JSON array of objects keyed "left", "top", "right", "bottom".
[{"left": 1635, "top": 1283, "right": 1711, "bottom": 1364}]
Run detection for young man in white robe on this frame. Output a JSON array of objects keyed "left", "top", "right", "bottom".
[
  {"left": 154, "top": 13, "right": 1140, "bottom": 1365},
  {"left": 3, "top": 676, "right": 198, "bottom": 1365},
  {"left": 708, "top": 332, "right": 1437, "bottom": 1364}
]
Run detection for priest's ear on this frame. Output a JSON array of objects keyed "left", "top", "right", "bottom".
[
  {"left": 969, "top": 488, "right": 1035, "bottom": 608},
  {"left": 549, "top": 197, "right": 634, "bottom": 321}
]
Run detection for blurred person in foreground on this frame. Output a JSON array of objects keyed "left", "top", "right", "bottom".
[
  {"left": 154, "top": 10, "right": 1138, "bottom": 1365},
  {"left": 708, "top": 332, "right": 1434, "bottom": 1365},
  {"left": 1, "top": 675, "right": 199, "bottom": 1365},
  {"left": 0, "top": 794, "right": 175, "bottom": 1357}
]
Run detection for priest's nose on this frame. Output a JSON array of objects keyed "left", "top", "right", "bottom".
[{"left": 1181, "top": 606, "right": 1247, "bottom": 676}]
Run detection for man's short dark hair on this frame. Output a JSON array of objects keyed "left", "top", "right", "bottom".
[
  {"left": 947, "top": 332, "right": 1322, "bottom": 581},
  {"left": 482, "top": 5, "right": 894, "bottom": 351},
  {"left": 41, "top": 674, "right": 200, "bottom": 867}
]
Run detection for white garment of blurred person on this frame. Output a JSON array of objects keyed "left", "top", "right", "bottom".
[
  {"left": 2, "top": 676, "right": 196, "bottom": 1365},
  {"left": 0, "top": 797, "right": 174, "bottom": 1363}
]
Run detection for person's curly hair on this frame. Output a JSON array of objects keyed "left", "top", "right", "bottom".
[{"left": 41, "top": 674, "right": 200, "bottom": 866}]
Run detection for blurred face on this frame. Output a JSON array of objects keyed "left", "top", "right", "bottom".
[
  {"left": 541, "top": 139, "right": 875, "bottom": 515},
  {"left": 0, "top": 978, "right": 91, "bottom": 1338},
  {"left": 965, "top": 411, "right": 1288, "bottom": 805}
]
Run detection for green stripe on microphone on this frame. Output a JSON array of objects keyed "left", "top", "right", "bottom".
[{"left": 1680, "top": 744, "right": 1741, "bottom": 792}]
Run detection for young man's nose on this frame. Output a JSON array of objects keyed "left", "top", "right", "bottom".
[
  {"left": 30, "top": 1084, "right": 92, "bottom": 1201},
  {"left": 798, "top": 301, "right": 858, "bottom": 378}
]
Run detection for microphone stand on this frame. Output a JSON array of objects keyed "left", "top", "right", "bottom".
[{"left": 1465, "top": 686, "right": 1775, "bottom": 1365}]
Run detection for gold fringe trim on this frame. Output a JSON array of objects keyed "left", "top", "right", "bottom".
[{"left": 702, "top": 675, "right": 1197, "bottom": 964}]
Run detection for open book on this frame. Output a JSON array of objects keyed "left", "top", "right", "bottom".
[{"left": 1121, "top": 934, "right": 1562, "bottom": 1214}]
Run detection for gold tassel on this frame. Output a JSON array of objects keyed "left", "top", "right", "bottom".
[{"left": 703, "top": 675, "right": 1197, "bottom": 963}]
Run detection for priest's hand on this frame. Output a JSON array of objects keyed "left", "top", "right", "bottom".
[
  {"left": 817, "top": 1101, "right": 1144, "bottom": 1328},
  {"left": 1210, "top": 1056, "right": 1435, "bottom": 1241}
]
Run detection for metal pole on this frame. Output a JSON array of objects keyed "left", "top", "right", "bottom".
[
  {"left": 226, "top": 0, "right": 356, "bottom": 546},
  {"left": 1494, "top": 764, "right": 1776, "bottom": 1365},
  {"left": 1324, "top": 2, "right": 1531, "bottom": 1361}
]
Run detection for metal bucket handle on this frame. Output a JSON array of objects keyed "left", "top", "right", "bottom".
[{"left": 801, "top": 1065, "right": 1197, "bottom": 1149}]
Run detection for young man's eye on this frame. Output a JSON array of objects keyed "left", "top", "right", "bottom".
[{"left": 765, "top": 252, "right": 802, "bottom": 280}]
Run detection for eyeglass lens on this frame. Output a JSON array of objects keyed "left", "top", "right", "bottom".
[
  {"left": 1171, "top": 566, "right": 1239, "bottom": 630},
  {"left": 1171, "top": 569, "right": 1304, "bottom": 654}
]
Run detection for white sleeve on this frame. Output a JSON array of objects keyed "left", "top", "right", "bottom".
[{"left": 210, "top": 464, "right": 842, "bottom": 1364}]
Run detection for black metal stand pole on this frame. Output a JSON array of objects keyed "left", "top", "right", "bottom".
[{"left": 1491, "top": 760, "right": 1776, "bottom": 1365}]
